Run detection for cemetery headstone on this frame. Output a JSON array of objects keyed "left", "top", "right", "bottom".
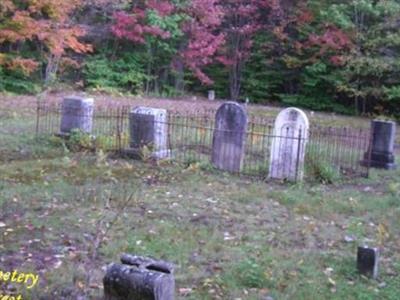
[
  {"left": 208, "top": 90, "right": 215, "bottom": 101},
  {"left": 60, "top": 96, "right": 94, "bottom": 134},
  {"left": 362, "top": 120, "right": 397, "bottom": 170},
  {"left": 357, "top": 246, "right": 379, "bottom": 279},
  {"left": 104, "top": 254, "right": 175, "bottom": 300},
  {"left": 211, "top": 102, "right": 247, "bottom": 172},
  {"left": 269, "top": 107, "right": 309, "bottom": 181},
  {"left": 128, "top": 107, "right": 170, "bottom": 159}
]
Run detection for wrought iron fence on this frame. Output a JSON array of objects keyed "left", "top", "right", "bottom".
[{"left": 36, "top": 102, "right": 371, "bottom": 180}]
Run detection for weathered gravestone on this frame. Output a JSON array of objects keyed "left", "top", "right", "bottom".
[
  {"left": 208, "top": 90, "right": 215, "bottom": 101},
  {"left": 211, "top": 102, "right": 247, "bottom": 172},
  {"left": 60, "top": 96, "right": 94, "bottom": 134},
  {"left": 128, "top": 107, "right": 170, "bottom": 159},
  {"left": 269, "top": 107, "right": 309, "bottom": 181},
  {"left": 362, "top": 120, "right": 397, "bottom": 170},
  {"left": 104, "top": 254, "right": 175, "bottom": 300}
]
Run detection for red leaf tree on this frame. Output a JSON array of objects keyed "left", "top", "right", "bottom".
[{"left": 180, "top": 0, "right": 225, "bottom": 85}]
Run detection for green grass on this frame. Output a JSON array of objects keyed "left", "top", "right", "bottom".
[{"left": 0, "top": 111, "right": 399, "bottom": 299}]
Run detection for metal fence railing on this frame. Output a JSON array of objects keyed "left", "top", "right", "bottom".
[{"left": 36, "top": 102, "right": 371, "bottom": 180}]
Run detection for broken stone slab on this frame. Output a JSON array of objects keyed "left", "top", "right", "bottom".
[{"left": 103, "top": 254, "right": 175, "bottom": 300}]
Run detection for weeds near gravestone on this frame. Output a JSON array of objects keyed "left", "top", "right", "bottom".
[
  {"left": 139, "top": 144, "right": 153, "bottom": 162},
  {"left": 306, "top": 150, "right": 341, "bottom": 184},
  {"left": 88, "top": 187, "right": 141, "bottom": 260},
  {"left": 65, "top": 129, "right": 117, "bottom": 152},
  {"left": 68, "top": 129, "right": 93, "bottom": 151},
  {"left": 387, "top": 182, "right": 400, "bottom": 197},
  {"left": 377, "top": 223, "right": 390, "bottom": 248}
]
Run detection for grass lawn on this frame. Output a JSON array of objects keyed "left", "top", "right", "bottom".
[{"left": 0, "top": 95, "right": 399, "bottom": 299}]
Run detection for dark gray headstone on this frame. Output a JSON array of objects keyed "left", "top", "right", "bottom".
[
  {"left": 128, "top": 107, "right": 170, "bottom": 159},
  {"left": 362, "top": 120, "right": 396, "bottom": 170},
  {"left": 104, "top": 254, "right": 175, "bottom": 300},
  {"left": 60, "top": 96, "right": 94, "bottom": 134},
  {"left": 357, "top": 246, "right": 379, "bottom": 279},
  {"left": 211, "top": 102, "right": 247, "bottom": 172}
]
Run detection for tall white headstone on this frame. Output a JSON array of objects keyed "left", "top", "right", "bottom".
[{"left": 269, "top": 107, "right": 309, "bottom": 181}]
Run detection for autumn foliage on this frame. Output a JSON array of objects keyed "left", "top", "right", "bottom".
[
  {"left": 0, "top": 0, "right": 92, "bottom": 77},
  {"left": 1, "top": 0, "right": 400, "bottom": 118}
]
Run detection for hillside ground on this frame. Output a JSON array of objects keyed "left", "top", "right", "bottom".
[{"left": 0, "top": 92, "right": 399, "bottom": 299}]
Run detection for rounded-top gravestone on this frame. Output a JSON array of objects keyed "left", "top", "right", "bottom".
[
  {"left": 269, "top": 107, "right": 309, "bottom": 181},
  {"left": 60, "top": 96, "right": 94, "bottom": 134},
  {"left": 211, "top": 102, "right": 248, "bottom": 172}
]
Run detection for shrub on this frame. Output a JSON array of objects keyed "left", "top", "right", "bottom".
[
  {"left": 83, "top": 53, "right": 147, "bottom": 94},
  {"left": 66, "top": 130, "right": 117, "bottom": 152},
  {"left": 0, "top": 66, "right": 40, "bottom": 94},
  {"left": 306, "top": 158, "right": 341, "bottom": 184},
  {"left": 67, "top": 129, "right": 93, "bottom": 151}
]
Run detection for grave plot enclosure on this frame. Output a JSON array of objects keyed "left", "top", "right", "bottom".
[{"left": 36, "top": 100, "right": 372, "bottom": 181}]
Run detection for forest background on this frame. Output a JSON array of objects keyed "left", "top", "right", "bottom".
[{"left": 1, "top": 0, "right": 400, "bottom": 119}]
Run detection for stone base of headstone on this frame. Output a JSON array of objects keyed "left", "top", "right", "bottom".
[
  {"left": 103, "top": 254, "right": 175, "bottom": 300},
  {"left": 357, "top": 247, "right": 379, "bottom": 279},
  {"left": 361, "top": 152, "right": 397, "bottom": 170},
  {"left": 121, "top": 148, "right": 171, "bottom": 160}
]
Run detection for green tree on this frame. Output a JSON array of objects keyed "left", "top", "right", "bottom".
[{"left": 320, "top": 0, "right": 400, "bottom": 116}]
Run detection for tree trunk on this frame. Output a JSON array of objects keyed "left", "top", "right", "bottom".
[
  {"left": 174, "top": 59, "right": 185, "bottom": 94},
  {"left": 44, "top": 54, "right": 61, "bottom": 86}
]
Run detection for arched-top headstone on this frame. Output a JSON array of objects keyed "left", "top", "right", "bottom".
[
  {"left": 60, "top": 96, "right": 94, "bottom": 134},
  {"left": 211, "top": 102, "right": 248, "bottom": 172},
  {"left": 269, "top": 107, "right": 309, "bottom": 181},
  {"left": 128, "top": 106, "right": 170, "bottom": 159}
]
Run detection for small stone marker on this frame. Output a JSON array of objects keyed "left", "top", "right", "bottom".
[
  {"left": 104, "top": 254, "right": 175, "bottom": 300},
  {"left": 362, "top": 120, "right": 397, "bottom": 170},
  {"left": 60, "top": 96, "right": 94, "bottom": 134},
  {"left": 357, "top": 246, "right": 379, "bottom": 279},
  {"left": 128, "top": 107, "right": 170, "bottom": 159},
  {"left": 211, "top": 102, "right": 247, "bottom": 172},
  {"left": 269, "top": 107, "right": 309, "bottom": 181},
  {"left": 208, "top": 90, "right": 215, "bottom": 101}
]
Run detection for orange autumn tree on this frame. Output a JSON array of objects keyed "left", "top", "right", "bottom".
[{"left": 0, "top": 0, "right": 92, "bottom": 86}]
